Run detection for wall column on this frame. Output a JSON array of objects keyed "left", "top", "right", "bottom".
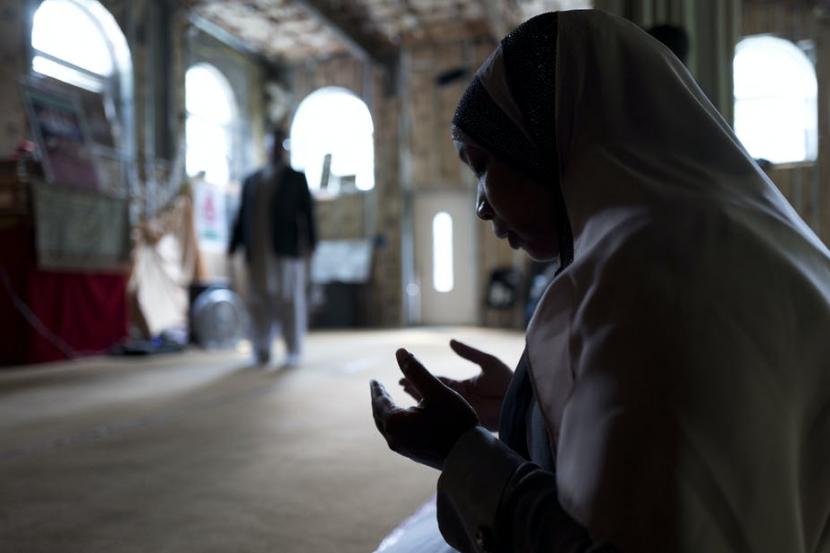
[{"left": 0, "top": 1, "right": 35, "bottom": 157}]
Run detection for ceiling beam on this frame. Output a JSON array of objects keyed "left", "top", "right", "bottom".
[
  {"left": 189, "top": 13, "right": 261, "bottom": 59},
  {"left": 292, "top": 0, "right": 397, "bottom": 67}
]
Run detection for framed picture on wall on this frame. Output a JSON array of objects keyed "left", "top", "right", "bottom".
[
  {"left": 20, "top": 78, "right": 100, "bottom": 191},
  {"left": 76, "top": 87, "right": 117, "bottom": 150}
]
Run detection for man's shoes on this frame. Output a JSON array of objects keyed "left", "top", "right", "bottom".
[
  {"left": 255, "top": 349, "right": 271, "bottom": 367},
  {"left": 282, "top": 352, "right": 301, "bottom": 369}
]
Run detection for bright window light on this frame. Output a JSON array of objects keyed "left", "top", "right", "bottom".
[
  {"left": 32, "top": 55, "right": 105, "bottom": 92},
  {"left": 734, "top": 36, "right": 817, "bottom": 163},
  {"left": 433, "top": 212, "right": 454, "bottom": 293},
  {"left": 186, "top": 64, "right": 237, "bottom": 186},
  {"left": 32, "top": 0, "right": 115, "bottom": 76},
  {"left": 290, "top": 87, "right": 375, "bottom": 192}
]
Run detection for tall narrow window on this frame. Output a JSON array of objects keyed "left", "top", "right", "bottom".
[
  {"left": 734, "top": 36, "right": 817, "bottom": 163},
  {"left": 290, "top": 87, "right": 374, "bottom": 193},
  {"left": 185, "top": 64, "right": 237, "bottom": 186},
  {"left": 433, "top": 212, "right": 454, "bottom": 293}
]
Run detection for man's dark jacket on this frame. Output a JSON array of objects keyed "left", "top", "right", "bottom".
[{"left": 228, "top": 166, "right": 317, "bottom": 261}]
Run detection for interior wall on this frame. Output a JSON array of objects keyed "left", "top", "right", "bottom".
[
  {"left": 288, "top": 56, "right": 403, "bottom": 327},
  {"left": 0, "top": 0, "right": 169, "bottom": 198},
  {"left": 15, "top": 1, "right": 830, "bottom": 332},
  {"left": 404, "top": 40, "right": 522, "bottom": 327},
  {"left": 595, "top": 0, "right": 830, "bottom": 246},
  {"left": 97, "top": 0, "right": 174, "bottom": 193},
  {"left": 285, "top": 39, "right": 526, "bottom": 328},
  {"left": 3, "top": 0, "right": 271, "bottom": 275},
  {"left": 187, "top": 29, "right": 265, "bottom": 183},
  {"left": 595, "top": 0, "right": 741, "bottom": 123},
  {"left": 185, "top": 27, "right": 267, "bottom": 280}
]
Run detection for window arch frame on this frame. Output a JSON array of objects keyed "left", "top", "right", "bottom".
[{"left": 733, "top": 34, "right": 818, "bottom": 165}]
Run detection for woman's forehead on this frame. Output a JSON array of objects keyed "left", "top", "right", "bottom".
[{"left": 451, "top": 127, "right": 483, "bottom": 151}]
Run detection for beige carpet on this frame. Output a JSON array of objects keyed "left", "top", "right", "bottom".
[{"left": 0, "top": 327, "right": 524, "bottom": 553}]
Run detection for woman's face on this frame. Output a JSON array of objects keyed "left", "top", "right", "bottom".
[{"left": 454, "top": 132, "right": 560, "bottom": 261}]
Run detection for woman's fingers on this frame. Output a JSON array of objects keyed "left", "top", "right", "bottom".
[
  {"left": 449, "top": 339, "right": 497, "bottom": 368},
  {"left": 437, "top": 376, "right": 465, "bottom": 395},
  {"left": 396, "top": 349, "right": 445, "bottom": 399},
  {"left": 370, "top": 380, "right": 398, "bottom": 432},
  {"left": 401, "top": 376, "right": 464, "bottom": 402},
  {"left": 398, "top": 377, "right": 423, "bottom": 401}
]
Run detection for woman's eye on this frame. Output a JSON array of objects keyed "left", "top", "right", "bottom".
[
  {"left": 461, "top": 146, "right": 487, "bottom": 178},
  {"left": 470, "top": 160, "right": 486, "bottom": 177}
]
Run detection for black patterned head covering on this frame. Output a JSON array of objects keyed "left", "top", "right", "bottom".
[{"left": 453, "top": 12, "right": 573, "bottom": 268}]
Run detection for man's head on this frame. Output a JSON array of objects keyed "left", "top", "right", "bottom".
[
  {"left": 646, "top": 24, "right": 690, "bottom": 65},
  {"left": 268, "top": 127, "right": 289, "bottom": 164}
]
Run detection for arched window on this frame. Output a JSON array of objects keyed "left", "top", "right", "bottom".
[
  {"left": 185, "top": 64, "right": 238, "bottom": 186},
  {"left": 290, "top": 87, "right": 374, "bottom": 193},
  {"left": 733, "top": 36, "right": 817, "bottom": 164},
  {"left": 31, "top": 0, "right": 130, "bottom": 92},
  {"left": 31, "top": 0, "right": 131, "bottom": 152}
]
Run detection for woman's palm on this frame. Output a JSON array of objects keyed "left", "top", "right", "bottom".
[{"left": 399, "top": 339, "right": 512, "bottom": 431}]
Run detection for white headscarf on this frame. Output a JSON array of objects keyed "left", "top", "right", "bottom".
[{"left": 468, "top": 10, "right": 830, "bottom": 553}]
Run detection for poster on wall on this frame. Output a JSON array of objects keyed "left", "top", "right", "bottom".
[
  {"left": 193, "top": 178, "right": 228, "bottom": 252},
  {"left": 77, "top": 88, "right": 117, "bottom": 149},
  {"left": 21, "top": 79, "right": 100, "bottom": 191}
]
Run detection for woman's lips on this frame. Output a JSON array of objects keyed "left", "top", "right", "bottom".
[{"left": 493, "top": 223, "right": 522, "bottom": 250}]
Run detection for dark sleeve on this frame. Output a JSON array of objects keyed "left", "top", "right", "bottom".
[
  {"left": 228, "top": 177, "right": 249, "bottom": 255},
  {"left": 437, "top": 428, "right": 619, "bottom": 553},
  {"left": 301, "top": 172, "right": 317, "bottom": 252}
]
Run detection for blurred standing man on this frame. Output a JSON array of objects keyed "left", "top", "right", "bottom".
[{"left": 228, "top": 128, "right": 317, "bottom": 367}]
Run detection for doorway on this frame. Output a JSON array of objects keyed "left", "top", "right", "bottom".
[{"left": 413, "top": 190, "right": 478, "bottom": 325}]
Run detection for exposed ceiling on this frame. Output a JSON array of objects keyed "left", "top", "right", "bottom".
[{"left": 181, "top": 0, "right": 592, "bottom": 65}]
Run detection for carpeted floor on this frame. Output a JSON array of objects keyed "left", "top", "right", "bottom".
[{"left": 0, "top": 327, "right": 524, "bottom": 553}]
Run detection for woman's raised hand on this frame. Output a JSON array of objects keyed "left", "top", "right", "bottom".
[
  {"left": 399, "top": 339, "right": 512, "bottom": 431},
  {"left": 371, "top": 349, "right": 478, "bottom": 470}
]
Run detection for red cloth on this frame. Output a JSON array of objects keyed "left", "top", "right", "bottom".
[
  {"left": 0, "top": 223, "right": 33, "bottom": 365},
  {"left": 0, "top": 223, "right": 127, "bottom": 365},
  {"left": 26, "top": 270, "right": 127, "bottom": 363}
]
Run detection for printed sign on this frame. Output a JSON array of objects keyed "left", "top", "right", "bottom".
[
  {"left": 193, "top": 179, "right": 228, "bottom": 252},
  {"left": 21, "top": 80, "right": 100, "bottom": 191}
]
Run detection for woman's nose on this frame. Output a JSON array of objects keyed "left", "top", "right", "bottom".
[{"left": 476, "top": 198, "right": 494, "bottom": 220}]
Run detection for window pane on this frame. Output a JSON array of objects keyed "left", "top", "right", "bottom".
[
  {"left": 735, "top": 98, "right": 813, "bottom": 163},
  {"left": 32, "top": 0, "right": 114, "bottom": 76},
  {"left": 433, "top": 212, "right": 454, "bottom": 293}
]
